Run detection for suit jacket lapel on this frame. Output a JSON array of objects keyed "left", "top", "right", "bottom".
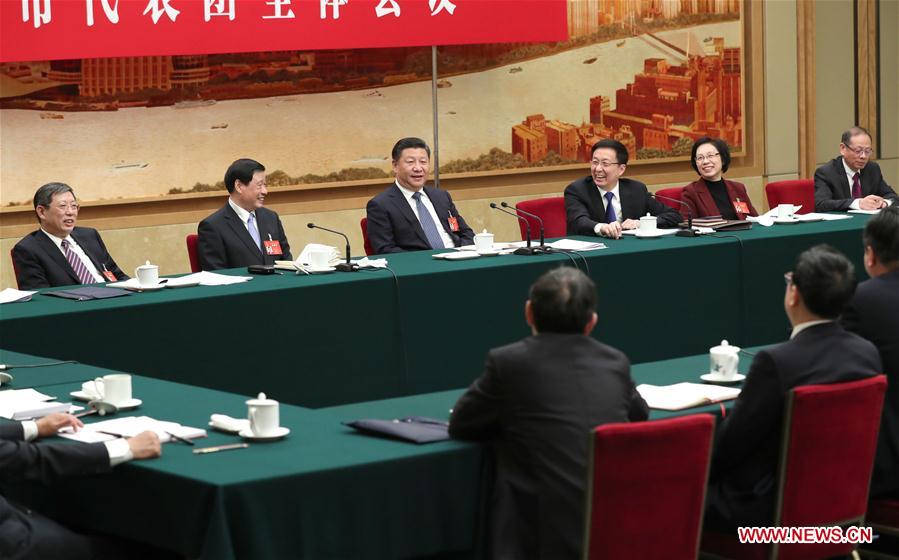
[
  {"left": 835, "top": 158, "right": 852, "bottom": 198},
  {"left": 619, "top": 181, "right": 639, "bottom": 220},
  {"left": 224, "top": 205, "right": 262, "bottom": 256},
  {"left": 389, "top": 185, "right": 429, "bottom": 245},
  {"left": 37, "top": 231, "right": 79, "bottom": 284},
  {"left": 585, "top": 179, "right": 606, "bottom": 221}
]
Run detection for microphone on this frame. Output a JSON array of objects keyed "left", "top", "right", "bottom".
[
  {"left": 500, "top": 201, "right": 549, "bottom": 250},
  {"left": 648, "top": 193, "right": 699, "bottom": 237},
  {"left": 489, "top": 203, "right": 543, "bottom": 256},
  {"left": 306, "top": 223, "right": 359, "bottom": 272}
]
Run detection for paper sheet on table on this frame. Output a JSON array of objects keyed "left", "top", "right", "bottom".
[
  {"left": 796, "top": 212, "right": 853, "bottom": 221},
  {"left": 177, "top": 271, "right": 253, "bottom": 286},
  {"left": 621, "top": 228, "right": 679, "bottom": 237},
  {"left": 637, "top": 382, "right": 741, "bottom": 411},
  {"left": 0, "top": 288, "right": 36, "bottom": 304},
  {"left": 848, "top": 208, "right": 882, "bottom": 215},
  {"left": 0, "top": 389, "right": 80, "bottom": 420},
  {"left": 59, "top": 416, "right": 207, "bottom": 443},
  {"left": 544, "top": 239, "right": 608, "bottom": 251}
]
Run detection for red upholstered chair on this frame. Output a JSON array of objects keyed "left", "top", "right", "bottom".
[
  {"left": 765, "top": 179, "right": 815, "bottom": 214},
  {"left": 654, "top": 187, "right": 685, "bottom": 210},
  {"left": 515, "top": 197, "right": 566, "bottom": 241},
  {"left": 584, "top": 414, "right": 715, "bottom": 560},
  {"left": 360, "top": 217, "right": 374, "bottom": 256},
  {"left": 10, "top": 249, "right": 23, "bottom": 289},
  {"left": 186, "top": 234, "right": 201, "bottom": 273},
  {"left": 701, "top": 375, "right": 888, "bottom": 560},
  {"left": 864, "top": 498, "right": 899, "bottom": 559}
]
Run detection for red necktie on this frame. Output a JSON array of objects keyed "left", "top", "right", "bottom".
[{"left": 852, "top": 172, "right": 861, "bottom": 198}]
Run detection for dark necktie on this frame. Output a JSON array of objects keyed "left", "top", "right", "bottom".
[
  {"left": 412, "top": 192, "right": 445, "bottom": 249},
  {"left": 604, "top": 191, "right": 617, "bottom": 223},
  {"left": 60, "top": 239, "right": 96, "bottom": 285},
  {"left": 852, "top": 172, "right": 861, "bottom": 198}
]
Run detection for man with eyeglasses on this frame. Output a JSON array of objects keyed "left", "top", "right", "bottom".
[
  {"left": 565, "top": 139, "right": 681, "bottom": 239},
  {"left": 11, "top": 182, "right": 128, "bottom": 290},
  {"left": 814, "top": 126, "right": 897, "bottom": 212}
]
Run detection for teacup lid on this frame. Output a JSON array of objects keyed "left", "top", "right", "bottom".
[
  {"left": 476, "top": 229, "right": 491, "bottom": 235},
  {"left": 711, "top": 339, "right": 741, "bottom": 353},
  {"left": 247, "top": 392, "right": 277, "bottom": 405}
]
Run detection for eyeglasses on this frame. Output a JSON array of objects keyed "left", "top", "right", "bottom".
[
  {"left": 784, "top": 271, "right": 793, "bottom": 286},
  {"left": 843, "top": 144, "right": 873, "bottom": 156},
  {"left": 591, "top": 160, "right": 620, "bottom": 169},
  {"left": 46, "top": 203, "right": 79, "bottom": 211},
  {"left": 695, "top": 153, "right": 721, "bottom": 163}
]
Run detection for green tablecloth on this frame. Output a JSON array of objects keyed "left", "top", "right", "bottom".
[
  {"left": 3, "top": 347, "right": 757, "bottom": 559},
  {"left": 0, "top": 216, "right": 866, "bottom": 407}
]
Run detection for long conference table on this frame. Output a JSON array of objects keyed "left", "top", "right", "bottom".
[
  {"left": 0, "top": 347, "right": 749, "bottom": 560},
  {"left": 0, "top": 216, "right": 868, "bottom": 408}
]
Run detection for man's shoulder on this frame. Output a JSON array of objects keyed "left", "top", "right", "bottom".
[
  {"left": 200, "top": 203, "right": 232, "bottom": 226},
  {"left": 496, "top": 334, "right": 626, "bottom": 361},
  {"left": 256, "top": 205, "right": 282, "bottom": 220},
  {"left": 619, "top": 177, "right": 648, "bottom": 192},
  {"left": 564, "top": 176, "right": 593, "bottom": 193},
  {"left": 13, "top": 230, "right": 45, "bottom": 251},
  {"left": 369, "top": 183, "right": 401, "bottom": 205},
  {"left": 814, "top": 157, "right": 842, "bottom": 178},
  {"left": 71, "top": 226, "right": 101, "bottom": 238},
  {"left": 424, "top": 185, "right": 451, "bottom": 201}
]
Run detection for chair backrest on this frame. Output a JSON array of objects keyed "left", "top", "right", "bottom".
[
  {"left": 515, "top": 197, "right": 566, "bottom": 241},
  {"left": 773, "top": 375, "right": 887, "bottom": 559},
  {"left": 584, "top": 414, "right": 714, "bottom": 560},
  {"left": 654, "top": 187, "right": 685, "bottom": 210},
  {"left": 186, "top": 234, "right": 201, "bottom": 273},
  {"left": 360, "top": 217, "right": 374, "bottom": 256},
  {"left": 765, "top": 179, "right": 814, "bottom": 214}
]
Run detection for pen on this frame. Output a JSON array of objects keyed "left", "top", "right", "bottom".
[
  {"left": 193, "top": 443, "right": 249, "bottom": 454},
  {"left": 165, "top": 430, "right": 195, "bottom": 446}
]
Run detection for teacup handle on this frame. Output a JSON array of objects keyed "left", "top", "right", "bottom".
[
  {"left": 724, "top": 353, "right": 738, "bottom": 373},
  {"left": 248, "top": 406, "right": 258, "bottom": 433},
  {"left": 89, "top": 377, "right": 105, "bottom": 398}
]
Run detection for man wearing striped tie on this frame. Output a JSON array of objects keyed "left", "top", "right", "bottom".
[{"left": 12, "top": 183, "right": 128, "bottom": 290}]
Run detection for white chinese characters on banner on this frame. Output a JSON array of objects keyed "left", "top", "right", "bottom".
[
  {"left": 205, "top": 0, "right": 235, "bottom": 22},
  {"left": 375, "top": 0, "right": 400, "bottom": 18},
  {"left": 429, "top": 0, "right": 456, "bottom": 16},
  {"left": 143, "top": 0, "right": 179, "bottom": 24},
  {"left": 86, "top": 0, "right": 119, "bottom": 26},
  {"left": 21, "top": 0, "right": 52, "bottom": 29},
  {"left": 320, "top": 0, "right": 348, "bottom": 20},
  {"left": 262, "top": 0, "right": 295, "bottom": 19}
]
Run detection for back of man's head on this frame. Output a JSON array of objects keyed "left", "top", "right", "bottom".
[
  {"left": 792, "top": 244, "right": 856, "bottom": 319},
  {"left": 863, "top": 205, "right": 899, "bottom": 269},
  {"left": 529, "top": 267, "right": 596, "bottom": 333}
]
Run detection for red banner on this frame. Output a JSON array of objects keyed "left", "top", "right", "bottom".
[{"left": 1, "top": 0, "right": 568, "bottom": 62}]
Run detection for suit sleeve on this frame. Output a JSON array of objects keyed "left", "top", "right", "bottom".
[
  {"left": 814, "top": 166, "right": 852, "bottom": 212},
  {"left": 11, "top": 242, "right": 50, "bottom": 290},
  {"left": 92, "top": 230, "right": 128, "bottom": 280},
  {"left": 681, "top": 184, "right": 700, "bottom": 220},
  {"left": 872, "top": 168, "right": 898, "bottom": 202},
  {"left": 646, "top": 191, "right": 682, "bottom": 228},
  {"left": 197, "top": 218, "right": 229, "bottom": 270},
  {"left": 449, "top": 352, "right": 504, "bottom": 440},
  {"left": 0, "top": 439, "right": 110, "bottom": 484},
  {"left": 275, "top": 215, "right": 292, "bottom": 261},
  {"left": 564, "top": 183, "right": 600, "bottom": 236},
  {"left": 0, "top": 421, "right": 25, "bottom": 441},
  {"left": 365, "top": 197, "right": 404, "bottom": 254},
  {"left": 444, "top": 191, "right": 475, "bottom": 246},
  {"left": 711, "top": 350, "right": 783, "bottom": 477}
]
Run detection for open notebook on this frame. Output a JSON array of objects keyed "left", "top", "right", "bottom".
[
  {"left": 637, "top": 382, "right": 741, "bottom": 411},
  {"left": 59, "top": 416, "right": 207, "bottom": 443}
]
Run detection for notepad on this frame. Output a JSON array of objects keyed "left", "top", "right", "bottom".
[
  {"left": 637, "top": 382, "right": 741, "bottom": 411},
  {"left": 59, "top": 416, "right": 207, "bottom": 443}
]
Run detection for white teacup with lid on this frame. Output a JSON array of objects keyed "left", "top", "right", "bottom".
[
  {"left": 474, "top": 229, "right": 494, "bottom": 253},
  {"left": 135, "top": 261, "right": 159, "bottom": 287},
  {"left": 639, "top": 213, "right": 657, "bottom": 232},
  {"left": 247, "top": 392, "right": 280, "bottom": 437},
  {"left": 709, "top": 339, "right": 740, "bottom": 380}
]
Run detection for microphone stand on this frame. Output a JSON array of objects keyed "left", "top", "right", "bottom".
[
  {"left": 501, "top": 201, "right": 551, "bottom": 252},
  {"left": 489, "top": 203, "right": 542, "bottom": 256},
  {"left": 306, "top": 223, "right": 359, "bottom": 271},
  {"left": 650, "top": 193, "right": 699, "bottom": 237}
]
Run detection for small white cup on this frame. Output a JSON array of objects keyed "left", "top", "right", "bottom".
[
  {"left": 776, "top": 204, "right": 794, "bottom": 220},
  {"left": 89, "top": 374, "right": 132, "bottom": 406},
  {"left": 247, "top": 392, "right": 279, "bottom": 437},
  {"left": 709, "top": 340, "right": 740, "bottom": 379},
  {"left": 135, "top": 262, "right": 159, "bottom": 287},
  {"left": 639, "top": 214, "right": 657, "bottom": 231},
  {"left": 308, "top": 249, "right": 331, "bottom": 269},
  {"left": 474, "top": 231, "right": 494, "bottom": 253}
]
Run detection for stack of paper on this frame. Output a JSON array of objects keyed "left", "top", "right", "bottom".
[
  {"left": 0, "top": 388, "right": 77, "bottom": 420},
  {"left": 637, "top": 382, "right": 741, "bottom": 411},
  {"left": 58, "top": 416, "right": 207, "bottom": 443},
  {"left": 0, "top": 288, "right": 36, "bottom": 305}
]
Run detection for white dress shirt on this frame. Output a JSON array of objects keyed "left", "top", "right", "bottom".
[
  {"left": 21, "top": 420, "right": 133, "bottom": 466},
  {"left": 790, "top": 319, "right": 833, "bottom": 340},
  {"left": 41, "top": 229, "right": 104, "bottom": 282},
  {"left": 228, "top": 198, "right": 259, "bottom": 236},
  {"left": 593, "top": 182, "right": 623, "bottom": 236},
  {"left": 395, "top": 181, "right": 454, "bottom": 249}
]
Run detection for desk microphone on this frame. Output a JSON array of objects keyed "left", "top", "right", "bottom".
[
  {"left": 500, "top": 201, "right": 550, "bottom": 251},
  {"left": 306, "top": 223, "right": 359, "bottom": 272},
  {"left": 489, "top": 203, "right": 544, "bottom": 256},
  {"left": 648, "top": 193, "right": 699, "bottom": 237}
]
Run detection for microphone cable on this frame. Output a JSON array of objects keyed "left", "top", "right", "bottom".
[{"left": 0, "top": 360, "right": 79, "bottom": 372}]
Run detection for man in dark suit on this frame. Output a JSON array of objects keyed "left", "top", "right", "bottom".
[
  {"left": 365, "top": 137, "right": 474, "bottom": 254},
  {"left": 198, "top": 158, "right": 292, "bottom": 270},
  {"left": 12, "top": 183, "right": 128, "bottom": 290},
  {"left": 814, "top": 126, "right": 897, "bottom": 212},
  {"left": 565, "top": 138, "right": 681, "bottom": 238},
  {"left": 1, "top": 413, "right": 161, "bottom": 559},
  {"left": 449, "top": 267, "right": 649, "bottom": 559},
  {"left": 843, "top": 206, "right": 899, "bottom": 498},
  {"left": 707, "top": 245, "right": 882, "bottom": 529}
]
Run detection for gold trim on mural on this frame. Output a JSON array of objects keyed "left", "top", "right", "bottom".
[{"left": 797, "top": 0, "right": 816, "bottom": 180}]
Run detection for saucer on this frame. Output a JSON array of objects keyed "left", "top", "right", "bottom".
[
  {"left": 773, "top": 217, "right": 799, "bottom": 225},
  {"left": 701, "top": 372, "right": 746, "bottom": 384},
  {"left": 165, "top": 279, "right": 201, "bottom": 289},
  {"left": 305, "top": 266, "right": 336, "bottom": 274},
  {"left": 436, "top": 251, "right": 480, "bottom": 261},
  {"left": 208, "top": 420, "right": 250, "bottom": 434},
  {"left": 70, "top": 391, "right": 142, "bottom": 409},
  {"left": 96, "top": 398, "right": 142, "bottom": 411},
  {"left": 239, "top": 427, "right": 290, "bottom": 441},
  {"left": 0, "top": 372, "right": 13, "bottom": 385},
  {"left": 476, "top": 250, "right": 501, "bottom": 257}
]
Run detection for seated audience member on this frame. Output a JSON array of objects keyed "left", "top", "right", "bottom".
[
  {"left": 682, "top": 137, "right": 758, "bottom": 220},
  {"left": 449, "top": 267, "right": 649, "bottom": 559},
  {"left": 707, "top": 245, "right": 881, "bottom": 529},
  {"left": 1, "top": 413, "right": 161, "bottom": 559},
  {"left": 365, "top": 137, "right": 474, "bottom": 254},
  {"left": 814, "top": 126, "right": 897, "bottom": 212},
  {"left": 198, "top": 158, "right": 292, "bottom": 270},
  {"left": 843, "top": 205, "right": 899, "bottom": 498},
  {"left": 565, "top": 139, "right": 681, "bottom": 238},
  {"left": 12, "top": 183, "right": 128, "bottom": 290}
]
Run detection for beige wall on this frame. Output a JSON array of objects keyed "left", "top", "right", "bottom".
[{"left": 878, "top": 0, "right": 898, "bottom": 187}]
